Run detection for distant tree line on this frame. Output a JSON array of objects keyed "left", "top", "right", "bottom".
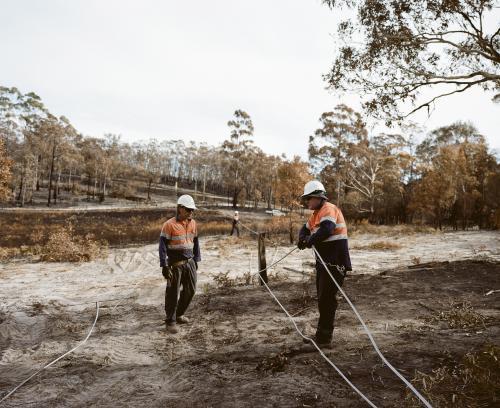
[
  {"left": 0, "top": 87, "right": 309, "bottom": 210},
  {"left": 309, "top": 104, "right": 500, "bottom": 229},
  {"left": 1, "top": 87, "right": 498, "bottom": 228}
]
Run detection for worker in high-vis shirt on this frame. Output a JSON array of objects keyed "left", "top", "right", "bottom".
[
  {"left": 297, "top": 180, "right": 352, "bottom": 346},
  {"left": 230, "top": 210, "right": 240, "bottom": 237},
  {"left": 159, "top": 195, "right": 201, "bottom": 333}
]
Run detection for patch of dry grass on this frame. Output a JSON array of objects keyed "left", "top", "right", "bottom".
[
  {"left": 351, "top": 240, "right": 402, "bottom": 250},
  {"left": 199, "top": 221, "right": 232, "bottom": 236},
  {"left": 423, "top": 300, "right": 489, "bottom": 330},
  {"left": 406, "top": 345, "right": 500, "bottom": 407},
  {"left": 0, "top": 208, "right": 232, "bottom": 258},
  {"left": 350, "top": 221, "right": 438, "bottom": 236},
  {"left": 263, "top": 213, "right": 304, "bottom": 243},
  {"left": 210, "top": 264, "right": 287, "bottom": 289}
]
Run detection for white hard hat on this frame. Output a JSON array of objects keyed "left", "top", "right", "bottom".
[
  {"left": 235, "top": 211, "right": 239, "bottom": 214},
  {"left": 301, "top": 180, "right": 328, "bottom": 199},
  {"left": 177, "top": 194, "right": 197, "bottom": 210}
]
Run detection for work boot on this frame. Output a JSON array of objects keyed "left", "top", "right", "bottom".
[
  {"left": 302, "top": 335, "right": 332, "bottom": 348},
  {"left": 166, "top": 322, "right": 178, "bottom": 334},
  {"left": 176, "top": 316, "right": 190, "bottom": 324}
]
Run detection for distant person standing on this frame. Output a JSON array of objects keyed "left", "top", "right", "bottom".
[
  {"left": 230, "top": 210, "right": 240, "bottom": 237},
  {"left": 297, "top": 180, "right": 351, "bottom": 347},
  {"left": 159, "top": 195, "right": 201, "bottom": 334}
]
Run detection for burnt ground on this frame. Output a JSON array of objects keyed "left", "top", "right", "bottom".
[
  {"left": 1, "top": 259, "right": 499, "bottom": 407},
  {"left": 0, "top": 208, "right": 267, "bottom": 248}
]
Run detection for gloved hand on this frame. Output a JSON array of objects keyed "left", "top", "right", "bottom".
[
  {"left": 297, "top": 239, "right": 308, "bottom": 250},
  {"left": 305, "top": 237, "right": 313, "bottom": 248},
  {"left": 162, "top": 266, "right": 172, "bottom": 280}
]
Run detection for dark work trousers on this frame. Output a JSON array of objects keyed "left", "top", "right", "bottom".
[
  {"left": 230, "top": 222, "right": 240, "bottom": 237},
  {"left": 315, "top": 261, "right": 346, "bottom": 341},
  {"left": 165, "top": 258, "right": 197, "bottom": 323}
]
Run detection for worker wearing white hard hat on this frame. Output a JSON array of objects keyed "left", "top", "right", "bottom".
[
  {"left": 177, "top": 194, "right": 197, "bottom": 210},
  {"left": 159, "top": 194, "right": 200, "bottom": 333},
  {"left": 301, "top": 180, "right": 328, "bottom": 200},
  {"left": 231, "top": 210, "right": 240, "bottom": 237},
  {"left": 298, "top": 180, "right": 351, "bottom": 347}
]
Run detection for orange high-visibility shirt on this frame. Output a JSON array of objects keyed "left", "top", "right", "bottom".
[
  {"left": 160, "top": 217, "right": 198, "bottom": 251},
  {"left": 306, "top": 202, "right": 348, "bottom": 241},
  {"left": 159, "top": 217, "right": 201, "bottom": 267}
]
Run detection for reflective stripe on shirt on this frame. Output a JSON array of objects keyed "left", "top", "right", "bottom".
[
  {"left": 324, "top": 234, "right": 348, "bottom": 242},
  {"left": 319, "top": 215, "right": 337, "bottom": 224}
]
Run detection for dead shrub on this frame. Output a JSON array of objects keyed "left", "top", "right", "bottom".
[
  {"left": 405, "top": 345, "right": 500, "bottom": 407},
  {"left": 40, "top": 224, "right": 108, "bottom": 262},
  {"left": 242, "top": 270, "right": 256, "bottom": 285},
  {"left": 411, "top": 255, "right": 421, "bottom": 265},
  {"left": 423, "top": 300, "right": 489, "bottom": 330},
  {"left": 212, "top": 269, "right": 261, "bottom": 288},
  {"left": 256, "top": 351, "right": 289, "bottom": 373},
  {"left": 0, "top": 247, "right": 21, "bottom": 261},
  {"left": 212, "top": 271, "right": 238, "bottom": 288}
]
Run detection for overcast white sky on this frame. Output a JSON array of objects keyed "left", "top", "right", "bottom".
[{"left": 1, "top": 0, "right": 499, "bottom": 157}]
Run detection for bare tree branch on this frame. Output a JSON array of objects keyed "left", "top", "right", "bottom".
[{"left": 405, "top": 79, "right": 488, "bottom": 117}]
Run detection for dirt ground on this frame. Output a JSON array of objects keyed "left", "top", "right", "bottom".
[{"left": 1, "top": 232, "right": 499, "bottom": 407}]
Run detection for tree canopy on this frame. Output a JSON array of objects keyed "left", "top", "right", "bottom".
[
  {"left": 310, "top": 104, "right": 499, "bottom": 228},
  {"left": 322, "top": 0, "right": 500, "bottom": 122}
]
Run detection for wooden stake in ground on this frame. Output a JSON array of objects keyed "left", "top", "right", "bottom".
[{"left": 258, "top": 232, "right": 267, "bottom": 285}]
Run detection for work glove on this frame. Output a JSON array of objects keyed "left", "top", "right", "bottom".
[
  {"left": 305, "top": 237, "right": 313, "bottom": 248},
  {"left": 297, "top": 239, "right": 308, "bottom": 250},
  {"left": 162, "top": 266, "right": 173, "bottom": 281}
]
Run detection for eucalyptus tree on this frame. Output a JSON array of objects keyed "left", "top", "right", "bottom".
[{"left": 322, "top": 0, "right": 500, "bottom": 122}]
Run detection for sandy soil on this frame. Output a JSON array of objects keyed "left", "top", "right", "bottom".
[{"left": 0, "top": 231, "right": 499, "bottom": 407}]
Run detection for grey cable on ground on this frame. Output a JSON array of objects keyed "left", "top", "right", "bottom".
[
  {"left": 0, "top": 302, "right": 100, "bottom": 405},
  {"left": 250, "top": 248, "right": 377, "bottom": 407},
  {"left": 312, "top": 246, "right": 432, "bottom": 408}
]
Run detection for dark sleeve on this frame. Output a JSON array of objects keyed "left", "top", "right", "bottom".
[
  {"left": 308, "top": 220, "right": 336, "bottom": 247},
  {"left": 193, "top": 236, "right": 201, "bottom": 262},
  {"left": 159, "top": 235, "right": 168, "bottom": 267},
  {"left": 298, "top": 224, "right": 310, "bottom": 241}
]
